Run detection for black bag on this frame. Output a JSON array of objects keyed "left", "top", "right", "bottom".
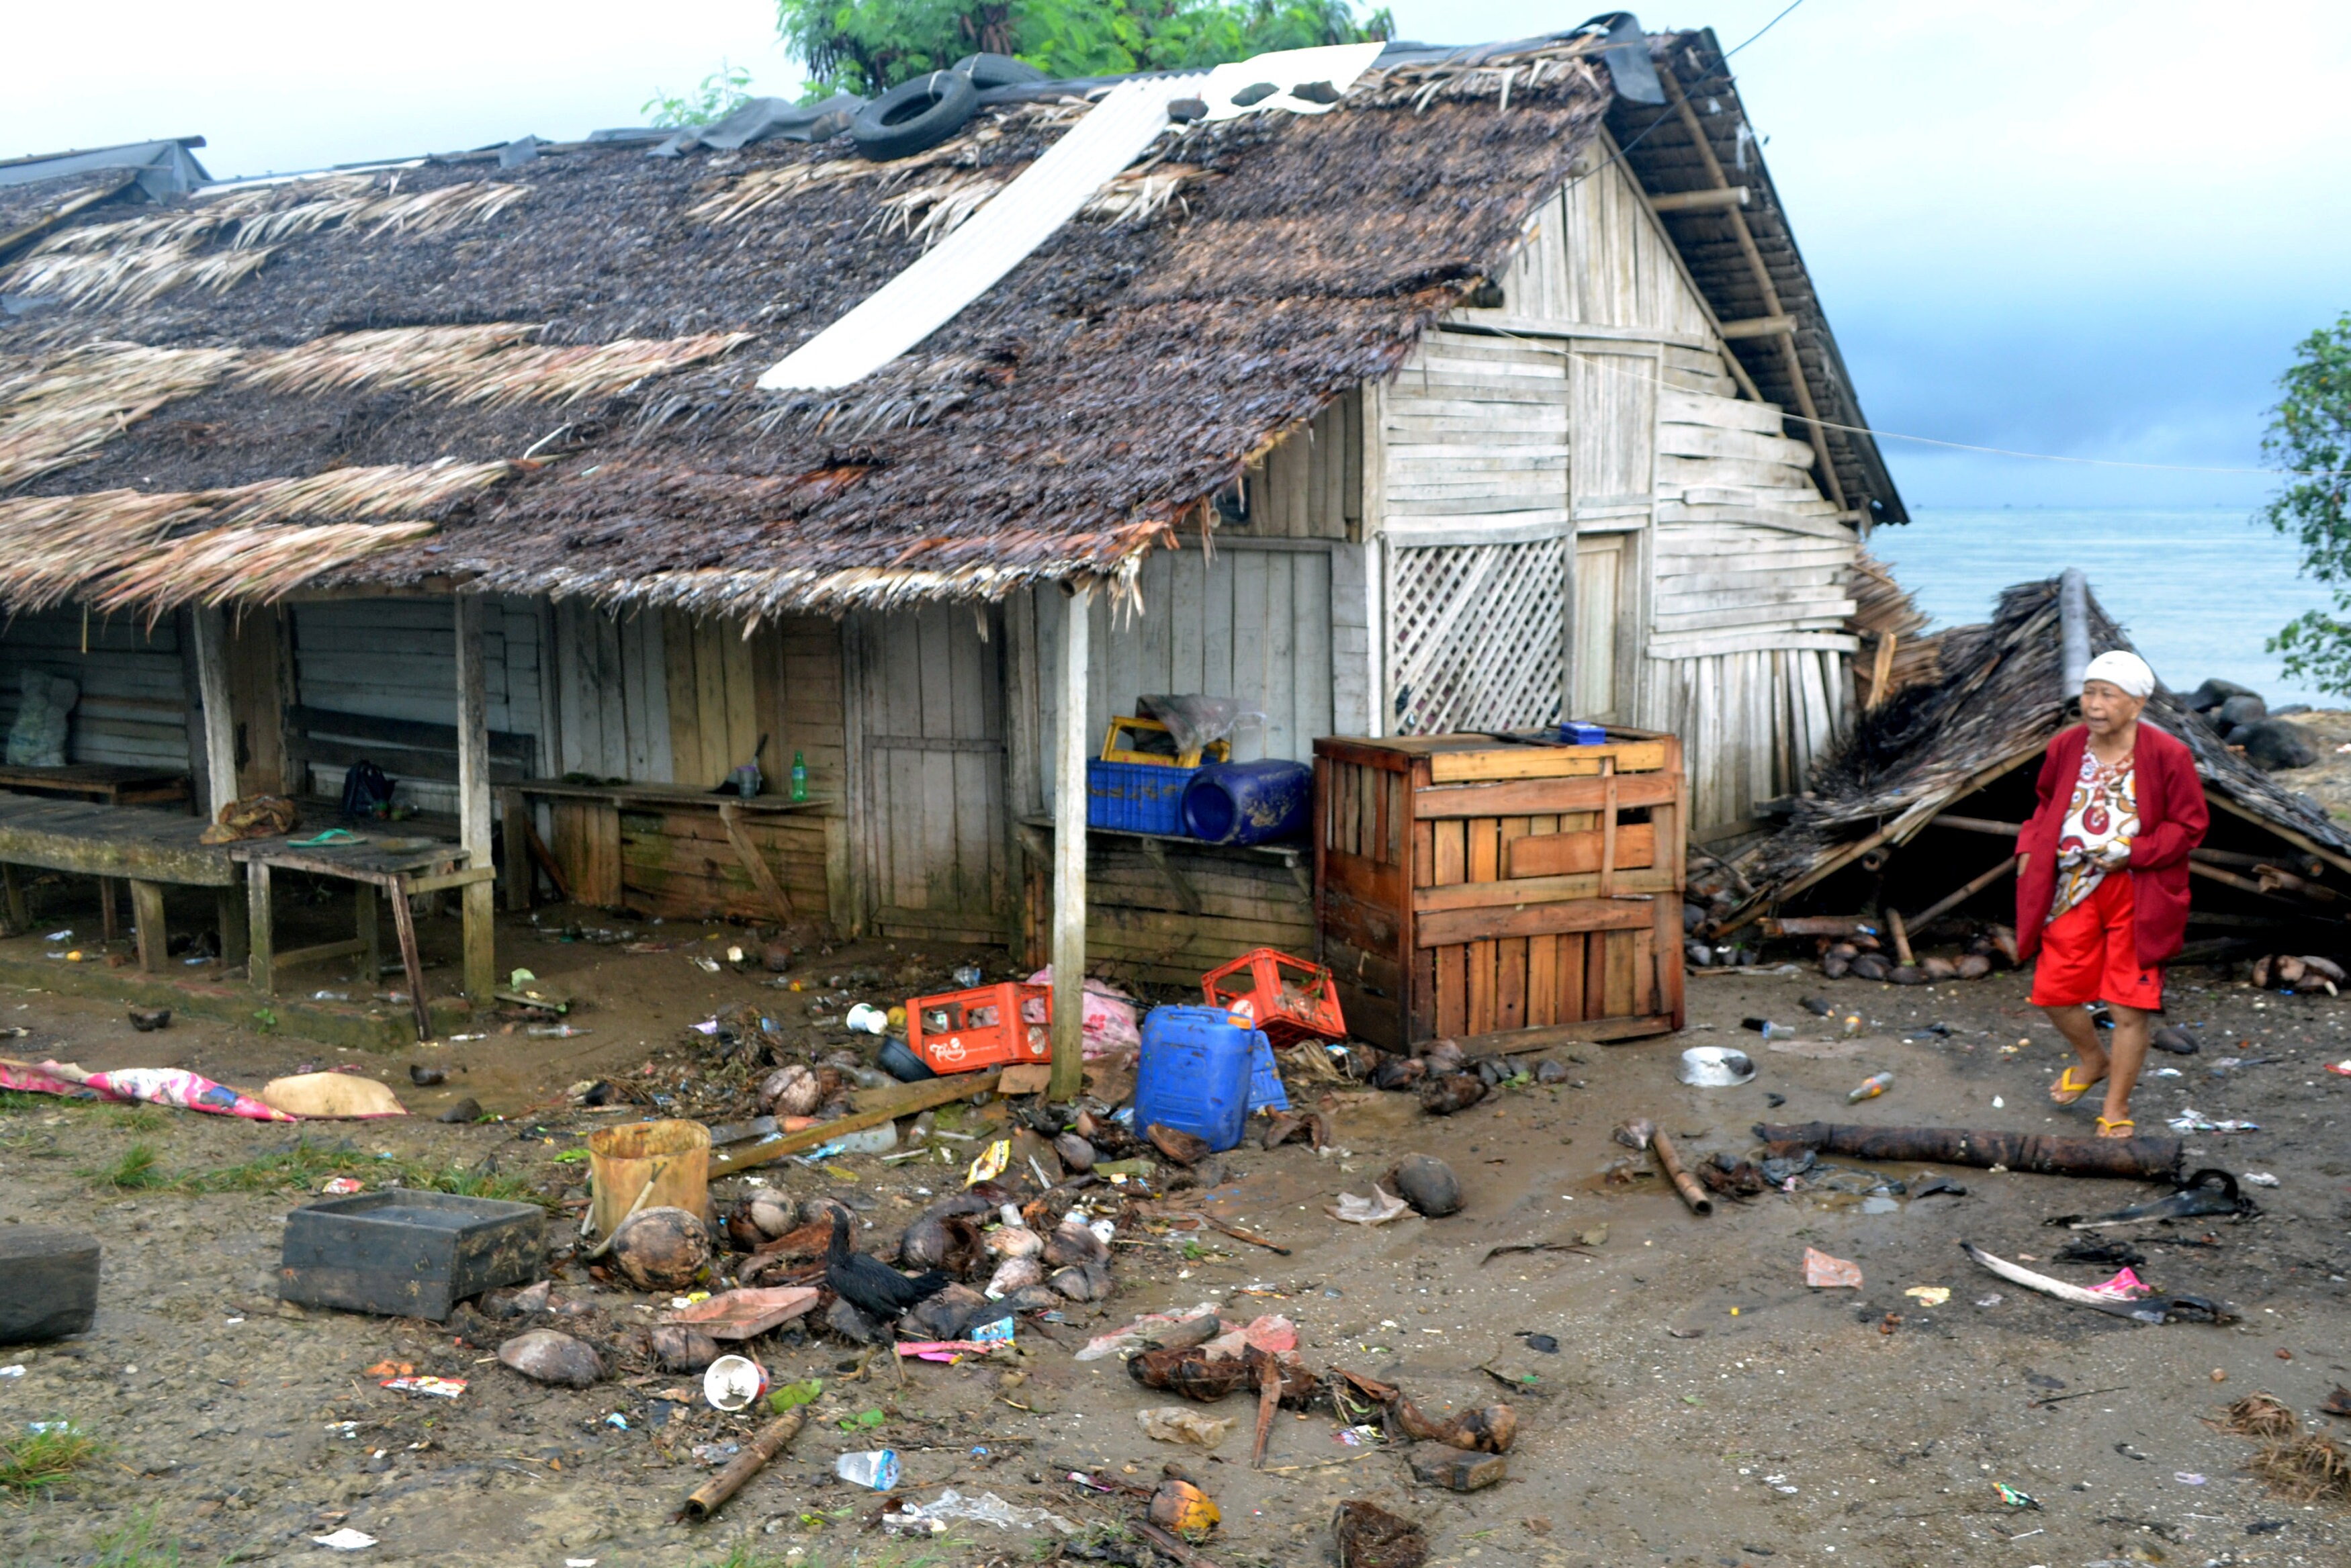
[{"left": 341, "top": 759, "right": 394, "bottom": 819}]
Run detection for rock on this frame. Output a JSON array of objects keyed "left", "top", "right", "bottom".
[
  {"left": 498, "top": 1328, "right": 603, "bottom": 1388},
  {"left": 1388, "top": 1154, "right": 1462, "bottom": 1217},
  {"left": 1420, "top": 1038, "right": 1466, "bottom": 1073},
  {"left": 1886, "top": 965, "right": 1927, "bottom": 986},
  {"left": 1407, "top": 1442, "right": 1507, "bottom": 1491},
  {"left": 2189, "top": 677, "right": 2258, "bottom": 713},
  {"left": 1332, "top": 1500, "right": 1428, "bottom": 1568},
  {"left": 1474, "top": 1058, "right": 1505, "bottom": 1087},
  {"left": 2274, "top": 703, "right": 2313, "bottom": 717},
  {"left": 1534, "top": 1060, "right": 1568, "bottom": 1085},
  {"left": 1955, "top": 954, "right": 1992, "bottom": 980},
  {"left": 128, "top": 1007, "right": 171, "bottom": 1031},
  {"left": 758, "top": 1064, "right": 820, "bottom": 1117},
  {"left": 609, "top": 1207, "right": 711, "bottom": 1291},
  {"left": 1053, "top": 1133, "right": 1096, "bottom": 1174},
  {"left": 436, "top": 1097, "right": 482, "bottom": 1123},
  {"left": 648, "top": 1324, "right": 721, "bottom": 1373},
  {"left": 2216, "top": 693, "right": 2269, "bottom": 728},
  {"left": 1849, "top": 952, "right": 1892, "bottom": 982},
  {"left": 2149, "top": 1023, "right": 2199, "bottom": 1055},
  {"left": 761, "top": 941, "right": 795, "bottom": 972},
  {"left": 1417, "top": 1073, "right": 1487, "bottom": 1116},
  {"left": 1800, "top": 995, "right": 1834, "bottom": 1015},
  {"left": 2234, "top": 718, "right": 2318, "bottom": 772}
]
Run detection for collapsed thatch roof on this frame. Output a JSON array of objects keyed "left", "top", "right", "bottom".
[
  {"left": 1733, "top": 577, "right": 2351, "bottom": 915},
  {"left": 0, "top": 40, "right": 1621, "bottom": 618}
]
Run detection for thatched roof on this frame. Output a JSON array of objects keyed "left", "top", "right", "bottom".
[
  {"left": 0, "top": 41, "right": 1626, "bottom": 618},
  {"left": 1730, "top": 577, "right": 2351, "bottom": 918}
]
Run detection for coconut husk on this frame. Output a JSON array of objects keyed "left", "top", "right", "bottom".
[{"left": 609, "top": 1206, "right": 711, "bottom": 1291}]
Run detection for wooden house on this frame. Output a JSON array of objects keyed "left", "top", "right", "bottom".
[{"left": 0, "top": 28, "right": 1900, "bottom": 1052}]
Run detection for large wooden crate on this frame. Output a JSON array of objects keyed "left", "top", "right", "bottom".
[{"left": 1314, "top": 730, "right": 1685, "bottom": 1052}]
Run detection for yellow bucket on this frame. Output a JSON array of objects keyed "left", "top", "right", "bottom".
[{"left": 586, "top": 1119, "right": 711, "bottom": 1238}]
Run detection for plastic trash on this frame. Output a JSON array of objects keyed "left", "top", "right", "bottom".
[
  {"left": 312, "top": 1530, "right": 378, "bottom": 1550},
  {"left": 1139, "top": 1406, "right": 1235, "bottom": 1447},
  {"left": 836, "top": 1448, "right": 902, "bottom": 1491},
  {"left": 1741, "top": 1017, "right": 1796, "bottom": 1041},
  {"left": 831, "top": 1121, "right": 899, "bottom": 1155},
  {"left": 1847, "top": 1071, "right": 1894, "bottom": 1103},
  {"left": 527, "top": 1025, "right": 590, "bottom": 1038},
  {"left": 952, "top": 964, "right": 984, "bottom": 988},
  {"left": 704, "top": 1354, "right": 769, "bottom": 1412},
  {"left": 845, "top": 1003, "right": 889, "bottom": 1034},
  {"left": 1803, "top": 1246, "right": 1863, "bottom": 1289},
  {"left": 1677, "top": 1046, "right": 1755, "bottom": 1087},
  {"left": 885, "top": 1487, "right": 1075, "bottom": 1535}
]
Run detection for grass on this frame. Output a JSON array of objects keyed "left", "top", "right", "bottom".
[
  {"left": 695, "top": 1537, "right": 973, "bottom": 1568},
  {"left": 105, "top": 1105, "right": 167, "bottom": 1134},
  {"left": 89, "top": 1510, "right": 220, "bottom": 1567},
  {"left": 0, "top": 1424, "right": 109, "bottom": 1495},
  {"left": 80, "top": 1138, "right": 547, "bottom": 1207}
]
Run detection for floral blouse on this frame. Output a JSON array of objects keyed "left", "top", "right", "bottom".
[{"left": 2049, "top": 746, "right": 2137, "bottom": 922}]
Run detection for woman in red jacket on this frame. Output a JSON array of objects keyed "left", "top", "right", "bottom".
[{"left": 2014, "top": 649, "right": 2207, "bottom": 1138}]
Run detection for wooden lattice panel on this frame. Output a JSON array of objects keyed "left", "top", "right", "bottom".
[{"left": 1387, "top": 538, "right": 1566, "bottom": 735}]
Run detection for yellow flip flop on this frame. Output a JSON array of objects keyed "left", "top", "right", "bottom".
[
  {"left": 2096, "top": 1116, "right": 2135, "bottom": 1139},
  {"left": 2049, "top": 1065, "right": 2102, "bottom": 1105}
]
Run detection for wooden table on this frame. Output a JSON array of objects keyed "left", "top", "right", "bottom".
[
  {"left": 0, "top": 793, "right": 242, "bottom": 968},
  {"left": 228, "top": 836, "right": 492, "bottom": 1042},
  {"left": 0, "top": 764, "right": 191, "bottom": 806},
  {"left": 498, "top": 779, "right": 831, "bottom": 921}
]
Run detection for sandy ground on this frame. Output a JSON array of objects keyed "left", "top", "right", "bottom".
[{"left": 0, "top": 905, "right": 2346, "bottom": 1568}]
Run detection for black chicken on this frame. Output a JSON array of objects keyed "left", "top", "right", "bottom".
[{"left": 825, "top": 1209, "right": 951, "bottom": 1325}]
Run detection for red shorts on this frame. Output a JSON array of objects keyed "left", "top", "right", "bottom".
[{"left": 2030, "top": 871, "right": 2161, "bottom": 1010}]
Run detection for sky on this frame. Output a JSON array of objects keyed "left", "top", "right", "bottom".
[{"left": 5, "top": 0, "right": 2348, "bottom": 512}]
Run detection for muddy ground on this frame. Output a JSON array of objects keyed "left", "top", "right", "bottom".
[{"left": 0, "top": 896, "right": 2346, "bottom": 1568}]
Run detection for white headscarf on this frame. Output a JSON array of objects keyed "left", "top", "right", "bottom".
[{"left": 2082, "top": 649, "right": 2156, "bottom": 700}]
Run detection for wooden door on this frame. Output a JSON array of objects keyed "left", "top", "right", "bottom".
[
  {"left": 852, "top": 604, "right": 1009, "bottom": 942},
  {"left": 1572, "top": 535, "right": 1626, "bottom": 723}
]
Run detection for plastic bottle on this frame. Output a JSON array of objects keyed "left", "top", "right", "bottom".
[
  {"left": 1848, "top": 1071, "right": 1894, "bottom": 1103},
  {"left": 832, "top": 1120, "right": 898, "bottom": 1154},
  {"left": 790, "top": 750, "right": 809, "bottom": 802},
  {"left": 836, "top": 1449, "right": 901, "bottom": 1491},
  {"left": 527, "top": 1024, "right": 590, "bottom": 1038}
]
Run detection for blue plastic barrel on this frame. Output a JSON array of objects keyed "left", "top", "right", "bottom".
[
  {"left": 1181, "top": 759, "right": 1313, "bottom": 845},
  {"left": 1134, "top": 1005, "right": 1261, "bottom": 1152}
]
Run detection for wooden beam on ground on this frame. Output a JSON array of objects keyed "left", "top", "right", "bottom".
[
  {"left": 1050, "top": 582, "right": 1092, "bottom": 1103},
  {"left": 189, "top": 606, "right": 239, "bottom": 824},
  {"left": 1648, "top": 185, "right": 1750, "bottom": 214},
  {"left": 717, "top": 800, "right": 795, "bottom": 922},
  {"left": 707, "top": 1069, "right": 1003, "bottom": 1175},
  {"left": 454, "top": 596, "right": 497, "bottom": 1005}
]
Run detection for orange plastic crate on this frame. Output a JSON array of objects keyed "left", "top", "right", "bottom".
[
  {"left": 1200, "top": 948, "right": 1345, "bottom": 1048},
  {"left": 907, "top": 982, "right": 1053, "bottom": 1074}
]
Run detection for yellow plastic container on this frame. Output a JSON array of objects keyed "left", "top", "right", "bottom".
[
  {"left": 587, "top": 1118, "right": 711, "bottom": 1237},
  {"left": 1099, "top": 715, "right": 1231, "bottom": 768}
]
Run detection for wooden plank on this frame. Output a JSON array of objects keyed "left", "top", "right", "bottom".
[
  {"left": 1507, "top": 823, "right": 1656, "bottom": 878},
  {"left": 1051, "top": 583, "right": 1090, "bottom": 1102},
  {"left": 1558, "top": 931, "right": 1586, "bottom": 1021},
  {"left": 1458, "top": 1013, "right": 1675, "bottom": 1055},
  {"left": 129, "top": 879, "right": 167, "bottom": 973},
  {"left": 1418, "top": 895, "right": 1654, "bottom": 949},
  {"left": 190, "top": 606, "right": 238, "bottom": 821},
  {"left": 455, "top": 596, "right": 496, "bottom": 1005},
  {"left": 664, "top": 610, "right": 705, "bottom": 790},
  {"left": 717, "top": 801, "right": 795, "bottom": 922},
  {"left": 1416, "top": 771, "right": 1677, "bottom": 819},
  {"left": 1410, "top": 866, "right": 1675, "bottom": 912},
  {"left": 247, "top": 860, "right": 275, "bottom": 994},
  {"left": 1425, "top": 741, "right": 1667, "bottom": 783},
  {"left": 1466, "top": 817, "right": 1499, "bottom": 1033}
]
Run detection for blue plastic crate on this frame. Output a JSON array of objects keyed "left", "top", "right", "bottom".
[
  {"left": 1245, "top": 1030, "right": 1288, "bottom": 1115},
  {"left": 1088, "top": 759, "right": 1195, "bottom": 835},
  {"left": 1558, "top": 720, "right": 1607, "bottom": 745}
]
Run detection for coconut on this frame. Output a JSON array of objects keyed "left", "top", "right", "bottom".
[
  {"left": 1051, "top": 1260, "right": 1114, "bottom": 1302},
  {"left": 986, "top": 1254, "right": 1044, "bottom": 1298},
  {"left": 1053, "top": 1133, "right": 1097, "bottom": 1174},
  {"left": 1000, "top": 1283, "right": 1066, "bottom": 1313},
  {"left": 1388, "top": 1154, "right": 1463, "bottom": 1217},
  {"left": 797, "top": 1196, "right": 856, "bottom": 1230},
  {"left": 899, "top": 1214, "right": 955, "bottom": 1270},
  {"left": 609, "top": 1206, "right": 711, "bottom": 1291},
  {"left": 759, "top": 1064, "right": 819, "bottom": 1117},
  {"left": 1955, "top": 954, "right": 1992, "bottom": 980},
  {"left": 1045, "top": 1219, "right": 1108, "bottom": 1268},
  {"left": 648, "top": 1324, "right": 720, "bottom": 1373},
  {"left": 985, "top": 1224, "right": 1043, "bottom": 1260},
  {"left": 748, "top": 1190, "right": 797, "bottom": 1239},
  {"left": 498, "top": 1328, "right": 604, "bottom": 1388},
  {"left": 1417, "top": 1073, "right": 1487, "bottom": 1117}
]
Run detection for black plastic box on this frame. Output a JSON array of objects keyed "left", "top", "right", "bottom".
[
  {"left": 0, "top": 1226, "right": 99, "bottom": 1342},
  {"left": 279, "top": 1191, "right": 543, "bottom": 1320}
]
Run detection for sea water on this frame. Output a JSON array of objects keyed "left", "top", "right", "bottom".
[{"left": 1875, "top": 506, "right": 2336, "bottom": 708}]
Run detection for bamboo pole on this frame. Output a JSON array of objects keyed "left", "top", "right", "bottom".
[
  {"left": 1050, "top": 582, "right": 1092, "bottom": 1103},
  {"left": 1649, "top": 1129, "right": 1712, "bottom": 1217},
  {"left": 1903, "top": 856, "right": 2019, "bottom": 933},
  {"left": 674, "top": 1408, "right": 805, "bottom": 1521}
]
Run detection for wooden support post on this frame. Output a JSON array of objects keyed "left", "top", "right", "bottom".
[
  {"left": 217, "top": 886, "right": 248, "bottom": 966},
  {"left": 355, "top": 884, "right": 382, "bottom": 984},
  {"left": 1, "top": 864, "right": 26, "bottom": 935},
  {"left": 499, "top": 790, "right": 532, "bottom": 913},
  {"left": 247, "top": 860, "right": 274, "bottom": 994},
  {"left": 128, "top": 880, "right": 167, "bottom": 972},
  {"left": 189, "top": 605, "right": 240, "bottom": 824},
  {"left": 1049, "top": 581, "right": 1092, "bottom": 1103},
  {"left": 455, "top": 596, "right": 497, "bottom": 1006},
  {"left": 98, "top": 878, "right": 119, "bottom": 946}
]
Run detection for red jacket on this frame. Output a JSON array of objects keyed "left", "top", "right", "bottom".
[{"left": 2014, "top": 721, "right": 2207, "bottom": 970}]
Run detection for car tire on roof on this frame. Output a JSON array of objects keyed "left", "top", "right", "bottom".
[
  {"left": 952, "top": 52, "right": 1050, "bottom": 89},
  {"left": 852, "top": 70, "right": 981, "bottom": 162}
]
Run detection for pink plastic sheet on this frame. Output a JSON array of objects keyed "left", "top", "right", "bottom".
[{"left": 1, "top": 1060, "right": 294, "bottom": 1122}]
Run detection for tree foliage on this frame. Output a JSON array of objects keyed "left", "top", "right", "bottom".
[
  {"left": 775, "top": 0, "right": 1392, "bottom": 96},
  {"left": 2262, "top": 315, "right": 2351, "bottom": 696},
  {"left": 644, "top": 61, "right": 756, "bottom": 127}
]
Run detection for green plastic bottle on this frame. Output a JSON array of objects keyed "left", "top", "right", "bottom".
[{"left": 790, "top": 749, "right": 809, "bottom": 802}]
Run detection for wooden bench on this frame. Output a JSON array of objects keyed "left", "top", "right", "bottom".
[
  {"left": 0, "top": 764, "right": 191, "bottom": 806},
  {"left": 0, "top": 794, "right": 242, "bottom": 970}
]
